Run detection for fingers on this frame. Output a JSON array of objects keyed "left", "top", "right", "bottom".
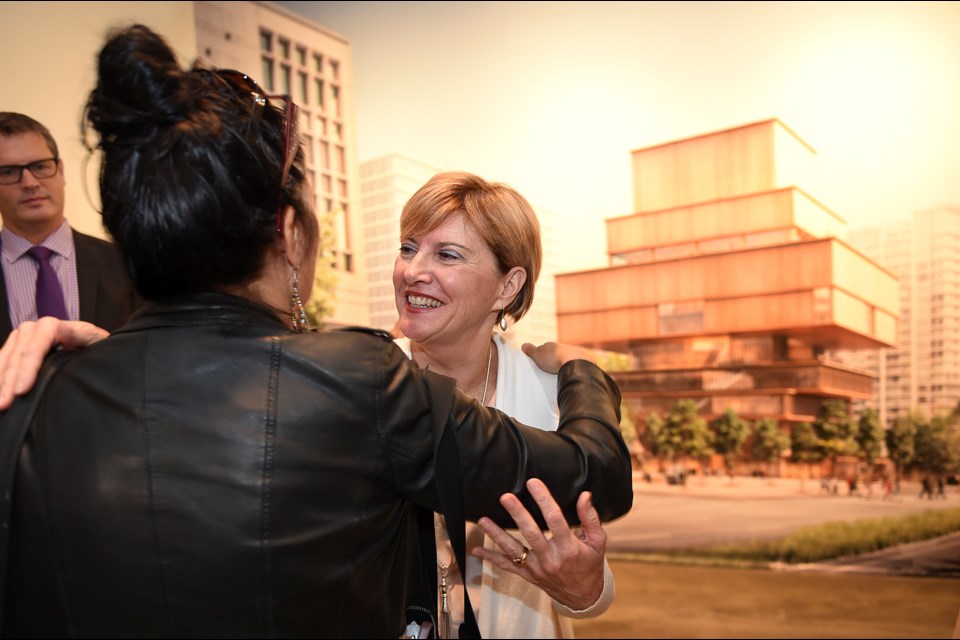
[
  {"left": 524, "top": 342, "right": 598, "bottom": 374},
  {"left": 525, "top": 478, "right": 576, "bottom": 544},
  {"left": 524, "top": 342, "right": 562, "bottom": 374},
  {"left": 0, "top": 318, "right": 108, "bottom": 410},
  {"left": 575, "top": 490, "right": 608, "bottom": 552},
  {"left": 555, "top": 342, "right": 597, "bottom": 365},
  {"left": 473, "top": 479, "right": 576, "bottom": 568},
  {"left": 0, "top": 319, "right": 58, "bottom": 409},
  {"left": 0, "top": 323, "right": 30, "bottom": 410},
  {"left": 474, "top": 512, "right": 529, "bottom": 560},
  {"left": 473, "top": 480, "right": 608, "bottom": 611},
  {"left": 58, "top": 321, "right": 110, "bottom": 352},
  {"left": 14, "top": 317, "right": 62, "bottom": 394},
  {"left": 473, "top": 479, "right": 556, "bottom": 575},
  {"left": 473, "top": 516, "right": 531, "bottom": 575}
]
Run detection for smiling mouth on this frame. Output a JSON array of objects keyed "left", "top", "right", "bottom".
[{"left": 407, "top": 295, "right": 443, "bottom": 309}]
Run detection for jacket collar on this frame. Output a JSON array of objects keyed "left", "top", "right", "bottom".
[{"left": 115, "top": 291, "right": 288, "bottom": 334}]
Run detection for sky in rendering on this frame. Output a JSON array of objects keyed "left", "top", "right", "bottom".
[{"left": 278, "top": 1, "right": 960, "bottom": 269}]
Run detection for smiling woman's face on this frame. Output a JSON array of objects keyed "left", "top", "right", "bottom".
[{"left": 392, "top": 211, "right": 504, "bottom": 348}]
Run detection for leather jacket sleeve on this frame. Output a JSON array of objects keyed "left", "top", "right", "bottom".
[
  {"left": 375, "top": 336, "right": 633, "bottom": 528},
  {"left": 447, "top": 359, "right": 633, "bottom": 527}
]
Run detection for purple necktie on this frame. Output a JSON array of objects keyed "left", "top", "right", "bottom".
[{"left": 26, "top": 246, "right": 68, "bottom": 320}]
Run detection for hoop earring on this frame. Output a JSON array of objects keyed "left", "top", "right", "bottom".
[
  {"left": 290, "top": 266, "right": 312, "bottom": 333},
  {"left": 498, "top": 307, "right": 508, "bottom": 332}
]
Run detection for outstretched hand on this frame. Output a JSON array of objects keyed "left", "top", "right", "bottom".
[
  {"left": 472, "top": 478, "right": 606, "bottom": 611},
  {"left": 0, "top": 318, "right": 109, "bottom": 410},
  {"left": 521, "top": 341, "right": 597, "bottom": 375}
]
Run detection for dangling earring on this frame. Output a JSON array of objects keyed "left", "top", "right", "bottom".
[
  {"left": 290, "top": 266, "right": 312, "bottom": 333},
  {"left": 498, "top": 307, "right": 508, "bottom": 332}
]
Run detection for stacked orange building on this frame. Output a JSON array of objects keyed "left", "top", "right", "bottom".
[{"left": 555, "top": 119, "right": 899, "bottom": 457}]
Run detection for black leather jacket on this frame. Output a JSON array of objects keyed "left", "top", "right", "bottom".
[{"left": 0, "top": 293, "right": 631, "bottom": 638}]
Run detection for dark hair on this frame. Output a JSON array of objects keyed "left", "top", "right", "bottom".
[
  {"left": 83, "top": 24, "right": 316, "bottom": 299},
  {"left": 0, "top": 112, "right": 60, "bottom": 158}
]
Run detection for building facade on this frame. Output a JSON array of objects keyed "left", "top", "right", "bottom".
[
  {"left": 360, "top": 154, "right": 441, "bottom": 332},
  {"left": 195, "top": 1, "right": 369, "bottom": 327},
  {"left": 555, "top": 120, "right": 899, "bottom": 441},
  {"left": 838, "top": 207, "right": 960, "bottom": 424},
  {"left": 360, "top": 155, "right": 561, "bottom": 347}
]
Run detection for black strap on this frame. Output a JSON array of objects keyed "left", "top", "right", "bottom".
[
  {"left": 0, "top": 350, "right": 69, "bottom": 631},
  {"left": 434, "top": 416, "right": 480, "bottom": 639},
  {"left": 405, "top": 505, "right": 439, "bottom": 637},
  {"left": 405, "top": 414, "right": 481, "bottom": 638}
]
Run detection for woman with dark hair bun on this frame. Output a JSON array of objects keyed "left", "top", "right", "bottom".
[{"left": 0, "top": 24, "right": 631, "bottom": 638}]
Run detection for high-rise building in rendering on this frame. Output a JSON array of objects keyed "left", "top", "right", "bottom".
[
  {"left": 360, "top": 154, "right": 441, "bottom": 332},
  {"left": 555, "top": 120, "right": 899, "bottom": 439},
  {"left": 360, "top": 154, "right": 561, "bottom": 347},
  {"left": 838, "top": 207, "right": 960, "bottom": 424},
  {"left": 192, "top": 1, "right": 371, "bottom": 326}
]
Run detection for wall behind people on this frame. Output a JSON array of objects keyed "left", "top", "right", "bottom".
[{"left": 0, "top": 2, "right": 197, "bottom": 240}]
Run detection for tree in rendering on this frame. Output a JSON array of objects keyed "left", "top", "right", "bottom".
[
  {"left": 305, "top": 207, "right": 339, "bottom": 329},
  {"left": 813, "top": 399, "right": 857, "bottom": 478},
  {"left": 751, "top": 417, "right": 790, "bottom": 480},
  {"left": 790, "top": 421, "right": 824, "bottom": 488},
  {"left": 710, "top": 408, "right": 751, "bottom": 480},
  {"left": 662, "top": 399, "right": 714, "bottom": 481},
  {"left": 885, "top": 413, "right": 917, "bottom": 493},
  {"left": 855, "top": 407, "right": 885, "bottom": 472}
]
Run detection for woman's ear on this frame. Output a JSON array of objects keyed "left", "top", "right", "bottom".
[
  {"left": 497, "top": 266, "right": 527, "bottom": 310},
  {"left": 279, "top": 205, "right": 302, "bottom": 267}
]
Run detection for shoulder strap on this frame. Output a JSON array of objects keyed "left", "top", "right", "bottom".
[
  {"left": 405, "top": 506, "right": 439, "bottom": 637},
  {"left": 0, "top": 350, "right": 69, "bottom": 631},
  {"left": 415, "top": 372, "right": 481, "bottom": 639},
  {"left": 434, "top": 414, "right": 481, "bottom": 639}
]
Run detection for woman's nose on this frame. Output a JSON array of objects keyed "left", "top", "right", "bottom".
[{"left": 402, "top": 253, "right": 432, "bottom": 283}]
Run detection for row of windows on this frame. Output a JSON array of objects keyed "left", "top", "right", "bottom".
[
  {"left": 259, "top": 30, "right": 340, "bottom": 93},
  {"left": 366, "top": 221, "right": 401, "bottom": 239},
  {"left": 300, "top": 136, "right": 347, "bottom": 175},
  {"left": 365, "top": 237, "right": 402, "bottom": 253},
  {"left": 259, "top": 30, "right": 353, "bottom": 274},
  {"left": 365, "top": 254, "right": 398, "bottom": 272},
  {"left": 363, "top": 206, "right": 402, "bottom": 225},
  {"left": 259, "top": 32, "right": 341, "bottom": 79},
  {"left": 368, "top": 284, "right": 395, "bottom": 298},
  {"left": 362, "top": 192, "right": 400, "bottom": 208},
  {"left": 371, "top": 300, "right": 399, "bottom": 314},
  {"left": 361, "top": 176, "right": 397, "bottom": 191},
  {"left": 259, "top": 56, "right": 343, "bottom": 119}
]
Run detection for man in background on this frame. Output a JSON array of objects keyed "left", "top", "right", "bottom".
[{"left": 0, "top": 112, "right": 137, "bottom": 341}]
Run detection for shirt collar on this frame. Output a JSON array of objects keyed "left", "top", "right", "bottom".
[{"left": 1, "top": 219, "right": 74, "bottom": 262}]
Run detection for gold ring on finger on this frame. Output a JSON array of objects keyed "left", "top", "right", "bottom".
[{"left": 512, "top": 547, "right": 529, "bottom": 566}]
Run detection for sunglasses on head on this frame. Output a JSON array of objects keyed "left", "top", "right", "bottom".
[{"left": 216, "top": 69, "right": 300, "bottom": 233}]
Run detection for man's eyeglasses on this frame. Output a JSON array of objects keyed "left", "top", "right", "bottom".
[
  {"left": 0, "top": 158, "right": 59, "bottom": 185},
  {"left": 216, "top": 70, "right": 300, "bottom": 231}
]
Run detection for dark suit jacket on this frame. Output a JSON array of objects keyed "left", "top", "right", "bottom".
[{"left": 0, "top": 228, "right": 139, "bottom": 343}]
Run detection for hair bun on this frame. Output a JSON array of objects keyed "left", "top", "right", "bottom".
[{"left": 86, "top": 24, "right": 193, "bottom": 146}]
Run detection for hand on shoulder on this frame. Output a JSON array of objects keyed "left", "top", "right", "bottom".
[
  {"left": 521, "top": 341, "right": 598, "bottom": 374},
  {"left": 0, "top": 318, "right": 109, "bottom": 409}
]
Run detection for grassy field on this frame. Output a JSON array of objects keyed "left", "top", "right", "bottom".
[
  {"left": 656, "top": 508, "right": 960, "bottom": 564},
  {"left": 574, "top": 510, "right": 960, "bottom": 638},
  {"left": 573, "top": 560, "right": 960, "bottom": 639}
]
